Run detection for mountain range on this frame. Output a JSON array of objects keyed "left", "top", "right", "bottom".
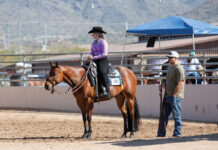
[
  {"left": 1, "top": 0, "right": 213, "bottom": 24},
  {"left": 0, "top": 0, "right": 217, "bottom": 45}
]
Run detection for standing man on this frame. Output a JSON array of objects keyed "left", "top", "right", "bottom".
[{"left": 159, "top": 51, "right": 185, "bottom": 137}]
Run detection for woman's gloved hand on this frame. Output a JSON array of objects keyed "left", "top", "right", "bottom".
[{"left": 87, "top": 55, "right": 93, "bottom": 60}]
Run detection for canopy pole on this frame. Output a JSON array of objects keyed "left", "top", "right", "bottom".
[
  {"left": 121, "top": 21, "right": 129, "bottom": 66},
  {"left": 158, "top": 35, "right": 162, "bottom": 85},
  {"left": 192, "top": 34, "right": 196, "bottom": 50},
  {"left": 121, "top": 34, "right": 127, "bottom": 66},
  {"left": 158, "top": 36, "right": 161, "bottom": 50},
  {"left": 192, "top": 34, "right": 198, "bottom": 85}
]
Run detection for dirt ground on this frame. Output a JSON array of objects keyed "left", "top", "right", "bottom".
[{"left": 0, "top": 110, "right": 217, "bottom": 150}]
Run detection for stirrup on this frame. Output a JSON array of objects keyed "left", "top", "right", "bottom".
[
  {"left": 99, "top": 93, "right": 111, "bottom": 99},
  {"left": 94, "top": 98, "right": 99, "bottom": 103}
]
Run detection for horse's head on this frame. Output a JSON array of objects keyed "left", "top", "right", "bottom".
[{"left": 44, "top": 62, "right": 64, "bottom": 93}]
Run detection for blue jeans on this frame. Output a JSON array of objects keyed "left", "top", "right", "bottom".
[{"left": 161, "top": 96, "right": 182, "bottom": 136}]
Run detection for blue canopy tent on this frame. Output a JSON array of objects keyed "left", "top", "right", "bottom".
[
  {"left": 126, "top": 16, "right": 218, "bottom": 35},
  {"left": 126, "top": 16, "right": 218, "bottom": 50},
  {"left": 123, "top": 16, "right": 218, "bottom": 85}
]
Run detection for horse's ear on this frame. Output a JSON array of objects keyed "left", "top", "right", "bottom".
[
  {"left": 55, "top": 62, "right": 59, "bottom": 68},
  {"left": 49, "top": 62, "right": 54, "bottom": 67}
]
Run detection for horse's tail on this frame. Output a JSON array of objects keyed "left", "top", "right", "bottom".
[{"left": 126, "top": 97, "right": 141, "bottom": 132}]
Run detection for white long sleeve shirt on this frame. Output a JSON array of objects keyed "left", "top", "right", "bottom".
[{"left": 186, "top": 58, "right": 201, "bottom": 75}]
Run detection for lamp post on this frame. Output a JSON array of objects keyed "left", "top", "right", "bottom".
[
  {"left": 44, "top": 22, "right": 48, "bottom": 51},
  {"left": 158, "top": 0, "right": 162, "bottom": 19},
  {"left": 91, "top": 3, "right": 95, "bottom": 21}
]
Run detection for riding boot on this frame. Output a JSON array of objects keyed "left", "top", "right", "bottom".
[
  {"left": 99, "top": 86, "right": 111, "bottom": 99},
  {"left": 105, "top": 85, "right": 111, "bottom": 99}
]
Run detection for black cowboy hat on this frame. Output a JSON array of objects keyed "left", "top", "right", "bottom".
[{"left": 88, "top": 26, "right": 107, "bottom": 34}]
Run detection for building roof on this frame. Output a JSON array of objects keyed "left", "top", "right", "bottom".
[
  {"left": 32, "top": 35, "right": 218, "bottom": 62},
  {"left": 110, "top": 35, "right": 218, "bottom": 52}
]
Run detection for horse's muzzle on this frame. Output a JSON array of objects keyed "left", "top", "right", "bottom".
[
  {"left": 44, "top": 81, "right": 52, "bottom": 90},
  {"left": 44, "top": 84, "right": 50, "bottom": 90}
]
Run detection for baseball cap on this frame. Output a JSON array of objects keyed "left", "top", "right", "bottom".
[{"left": 168, "top": 51, "right": 179, "bottom": 58}]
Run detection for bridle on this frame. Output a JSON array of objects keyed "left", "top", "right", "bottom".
[{"left": 47, "top": 60, "right": 93, "bottom": 95}]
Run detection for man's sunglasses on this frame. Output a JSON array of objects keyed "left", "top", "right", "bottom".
[{"left": 168, "top": 57, "right": 174, "bottom": 59}]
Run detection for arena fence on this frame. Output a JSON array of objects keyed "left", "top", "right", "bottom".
[
  {"left": 0, "top": 85, "right": 217, "bottom": 122},
  {"left": 0, "top": 49, "right": 218, "bottom": 86}
]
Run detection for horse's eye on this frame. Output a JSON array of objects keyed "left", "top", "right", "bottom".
[{"left": 50, "top": 72, "right": 56, "bottom": 76}]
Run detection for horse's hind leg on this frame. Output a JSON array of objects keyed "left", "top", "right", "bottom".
[
  {"left": 115, "top": 94, "right": 128, "bottom": 138},
  {"left": 126, "top": 97, "right": 135, "bottom": 138}
]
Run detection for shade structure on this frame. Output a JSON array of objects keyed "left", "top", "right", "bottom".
[{"left": 126, "top": 16, "right": 218, "bottom": 36}]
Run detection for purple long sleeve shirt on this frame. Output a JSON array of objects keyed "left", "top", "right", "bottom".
[{"left": 91, "top": 38, "right": 108, "bottom": 60}]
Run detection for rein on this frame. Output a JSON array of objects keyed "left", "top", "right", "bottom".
[{"left": 53, "top": 60, "right": 93, "bottom": 95}]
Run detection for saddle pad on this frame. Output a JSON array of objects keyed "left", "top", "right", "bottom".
[
  {"left": 108, "top": 69, "right": 123, "bottom": 86},
  {"left": 83, "top": 64, "right": 123, "bottom": 86}
]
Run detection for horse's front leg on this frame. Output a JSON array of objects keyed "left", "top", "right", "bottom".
[
  {"left": 86, "top": 99, "right": 94, "bottom": 139},
  {"left": 81, "top": 111, "right": 88, "bottom": 139},
  {"left": 87, "top": 109, "right": 93, "bottom": 139}
]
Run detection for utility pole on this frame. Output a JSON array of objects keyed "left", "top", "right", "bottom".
[
  {"left": 19, "top": 19, "right": 23, "bottom": 53},
  {"left": 7, "top": 22, "right": 10, "bottom": 51},
  {"left": 42, "top": 22, "right": 48, "bottom": 51},
  {"left": 91, "top": 3, "right": 95, "bottom": 21},
  {"left": 91, "top": 3, "right": 95, "bottom": 9}
]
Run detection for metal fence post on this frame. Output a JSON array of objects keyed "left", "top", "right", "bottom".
[
  {"left": 195, "top": 55, "right": 197, "bottom": 85},
  {"left": 80, "top": 53, "right": 84, "bottom": 66},
  {"left": 140, "top": 52, "right": 144, "bottom": 86},
  {"left": 203, "top": 50, "right": 207, "bottom": 84},
  {"left": 23, "top": 55, "right": 26, "bottom": 86}
]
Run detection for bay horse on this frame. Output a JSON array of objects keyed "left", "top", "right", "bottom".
[{"left": 44, "top": 62, "right": 140, "bottom": 138}]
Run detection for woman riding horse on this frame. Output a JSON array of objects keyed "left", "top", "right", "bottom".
[{"left": 88, "top": 26, "right": 110, "bottom": 98}]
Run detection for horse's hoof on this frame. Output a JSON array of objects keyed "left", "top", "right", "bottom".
[
  {"left": 130, "top": 134, "right": 134, "bottom": 139},
  {"left": 82, "top": 133, "right": 87, "bottom": 139},
  {"left": 121, "top": 134, "right": 127, "bottom": 138},
  {"left": 86, "top": 133, "right": 92, "bottom": 139}
]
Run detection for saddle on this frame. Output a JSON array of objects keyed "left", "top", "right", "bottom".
[{"left": 83, "top": 62, "right": 123, "bottom": 87}]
